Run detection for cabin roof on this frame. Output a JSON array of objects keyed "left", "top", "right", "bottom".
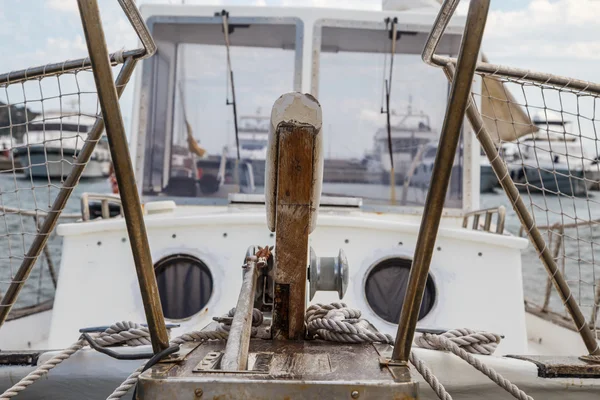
[
  {"left": 140, "top": 4, "right": 467, "bottom": 56},
  {"left": 140, "top": 4, "right": 467, "bottom": 28}
]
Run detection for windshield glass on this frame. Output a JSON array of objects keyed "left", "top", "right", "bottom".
[
  {"left": 316, "top": 25, "right": 462, "bottom": 209},
  {"left": 140, "top": 18, "right": 463, "bottom": 210},
  {"left": 141, "top": 17, "right": 298, "bottom": 200}
]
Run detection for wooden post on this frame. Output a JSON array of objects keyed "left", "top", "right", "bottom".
[{"left": 266, "top": 93, "right": 323, "bottom": 340}]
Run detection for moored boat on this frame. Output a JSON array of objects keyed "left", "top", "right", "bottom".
[{"left": 13, "top": 112, "right": 111, "bottom": 179}]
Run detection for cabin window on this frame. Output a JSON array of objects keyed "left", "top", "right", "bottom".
[
  {"left": 313, "top": 20, "right": 464, "bottom": 210},
  {"left": 154, "top": 254, "right": 213, "bottom": 320},
  {"left": 140, "top": 16, "right": 302, "bottom": 203},
  {"left": 364, "top": 257, "right": 435, "bottom": 324}
]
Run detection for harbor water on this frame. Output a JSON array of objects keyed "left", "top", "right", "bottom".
[{"left": 1, "top": 171, "right": 598, "bottom": 321}]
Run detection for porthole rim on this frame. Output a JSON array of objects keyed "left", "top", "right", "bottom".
[
  {"left": 362, "top": 254, "right": 437, "bottom": 327},
  {"left": 153, "top": 253, "right": 214, "bottom": 322}
]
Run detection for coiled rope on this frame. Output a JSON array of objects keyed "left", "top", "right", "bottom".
[{"left": 307, "top": 303, "right": 533, "bottom": 400}]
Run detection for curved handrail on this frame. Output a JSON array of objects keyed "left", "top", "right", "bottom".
[
  {"left": 421, "top": 0, "right": 461, "bottom": 67},
  {"left": 423, "top": 0, "right": 600, "bottom": 95},
  {"left": 0, "top": 0, "right": 156, "bottom": 85}
]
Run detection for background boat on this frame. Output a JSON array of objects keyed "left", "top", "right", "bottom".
[{"left": 13, "top": 112, "right": 111, "bottom": 179}]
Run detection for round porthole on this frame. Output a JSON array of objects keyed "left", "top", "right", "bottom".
[
  {"left": 154, "top": 254, "right": 213, "bottom": 320},
  {"left": 364, "top": 257, "right": 435, "bottom": 324}
]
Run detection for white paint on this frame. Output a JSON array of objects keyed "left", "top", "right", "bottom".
[
  {"left": 47, "top": 206, "right": 530, "bottom": 354},
  {"left": 382, "top": 0, "right": 441, "bottom": 11},
  {"left": 525, "top": 311, "right": 589, "bottom": 356},
  {"left": 0, "top": 311, "right": 51, "bottom": 350},
  {"left": 144, "top": 200, "right": 176, "bottom": 215}
]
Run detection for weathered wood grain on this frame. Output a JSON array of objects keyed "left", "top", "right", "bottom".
[{"left": 272, "top": 123, "right": 317, "bottom": 340}]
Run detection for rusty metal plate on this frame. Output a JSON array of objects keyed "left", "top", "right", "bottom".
[
  {"left": 193, "top": 351, "right": 274, "bottom": 374},
  {"left": 508, "top": 355, "right": 600, "bottom": 378},
  {"left": 159, "top": 342, "right": 201, "bottom": 363},
  {"left": 138, "top": 339, "right": 417, "bottom": 399}
]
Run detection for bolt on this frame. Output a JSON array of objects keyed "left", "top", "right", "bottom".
[
  {"left": 351, "top": 390, "right": 359, "bottom": 399},
  {"left": 195, "top": 388, "right": 203, "bottom": 398}
]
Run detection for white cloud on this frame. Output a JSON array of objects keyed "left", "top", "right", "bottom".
[
  {"left": 281, "top": 0, "right": 380, "bottom": 10},
  {"left": 484, "top": 0, "right": 600, "bottom": 61},
  {"left": 47, "top": 0, "right": 79, "bottom": 13}
]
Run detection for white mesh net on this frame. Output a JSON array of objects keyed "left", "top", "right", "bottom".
[
  {"left": 0, "top": 0, "right": 151, "bottom": 323},
  {"left": 472, "top": 71, "right": 600, "bottom": 333},
  {"left": 0, "top": 66, "right": 126, "bottom": 312}
]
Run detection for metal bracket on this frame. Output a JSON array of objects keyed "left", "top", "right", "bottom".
[
  {"left": 379, "top": 357, "right": 408, "bottom": 368},
  {"left": 196, "top": 351, "right": 224, "bottom": 371}
]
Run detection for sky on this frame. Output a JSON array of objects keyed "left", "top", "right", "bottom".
[
  {"left": 0, "top": 0, "right": 598, "bottom": 79},
  {"left": 1, "top": 0, "right": 600, "bottom": 158}
]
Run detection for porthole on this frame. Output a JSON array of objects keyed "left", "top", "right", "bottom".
[
  {"left": 364, "top": 257, "right": 435, "bottom": 324},
  {"left": 154, "top": 254, "right": 213, "bottom": 320}
]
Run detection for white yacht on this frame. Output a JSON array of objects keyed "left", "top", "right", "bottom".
[
  {"left": 505, "top": 112, "right": 600, "bottom": 195},
  {"left": 13, "top": 112, "right": 111, "bottom": 179},
  {"left": 231, "top": 114, "right": 270, "bottom": 160},
  {"left": 371, "top": 108, "right": 438, "bottom": 184}
]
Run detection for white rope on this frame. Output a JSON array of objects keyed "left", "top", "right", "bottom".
[
  {"left": 414, "top": 328, "right": 500, "bottom": 355},
  {"left": 306, "top": 302, "right": 393, "bottom": 344},
  {"left": 106, "top": 330, "right": 229, "bottom": 400},
  {"left": 1, "top": 306, "right": 534, "bottom": 400},
  {"left": 306, "top": 304, "right": 533, "bottom": 400},
  {"left": 106, "top": 365, "right": 144, "bottom": 400},
  {"left": 408, "top": 352, "right": 452, "bottom": 400},
  {"left": 0, "top": 321, "right": 154, "bottom": 400},
  {"left": 0, "top": 339, "right": 85, "bottom": 399},
  {"left": 113, "top": 48, "right": 125, "bottom": 64},
  {"left": 0, "top": 322, "right": 228, "bottom": 400},
  {"left": 94, "top": 321, "right": 152, "bottom": 347},
  {"left": 413, "top": 332, "right": 534, "bottom": 400}
]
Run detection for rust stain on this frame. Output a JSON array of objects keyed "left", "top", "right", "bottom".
[
  {"left": 256, "top": 245, "right": 272, "bottom": 260},
  {"left": 393, "top": 394, "right": 417, "bottom": 400}
]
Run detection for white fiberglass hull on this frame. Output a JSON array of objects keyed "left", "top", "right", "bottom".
[{"left": 15, "top": 146, "right": 110, "bottom": 179}]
